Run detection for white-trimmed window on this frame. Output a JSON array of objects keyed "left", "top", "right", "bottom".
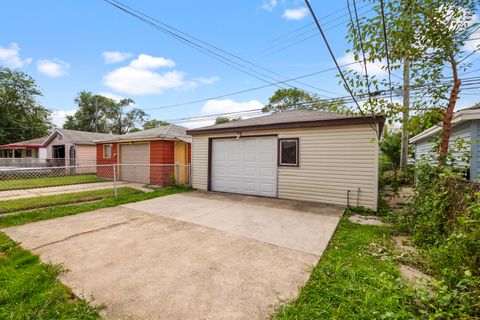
[
  {"left": 103, "top": 144, "right": 112, "bottom": 158},
  {"left": 278, "top": 138, "right": 299, "bottom": 166}
]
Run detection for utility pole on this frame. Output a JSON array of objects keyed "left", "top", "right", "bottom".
[
  {"left": 95, "top": 97, "right": 98, "bottom": 133},
  {"left": 400, "top": 57, "right": 410, "bottom": 168}
]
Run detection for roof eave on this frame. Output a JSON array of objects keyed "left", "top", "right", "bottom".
[
  {"left": 186, "top": 116, "right": 385, "bottom": 135},
  {"left": 94, "top": 137, "right": 188, "bottom": 144},
  {"left": 410, "top": 109, "right": 480, "bottom": 143}
]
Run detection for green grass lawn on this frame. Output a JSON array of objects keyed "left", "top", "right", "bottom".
[
  {"left": 0, "top": 232, "right": 102, "bottom": 319},
  {"left": 0, "top": 186, "right": 189, "bottom": 229},
  {"left": 274, "top": 219, "right": 419, "bottom": 319},
  {"left": 0, "top": 186, "right": 189, "bottom": 318},
  {"left": 0, "top": 174, "right": 108, "bottom": 191},
  {"left": 0, "top": 187, "right": 142, "bottom": 214}
]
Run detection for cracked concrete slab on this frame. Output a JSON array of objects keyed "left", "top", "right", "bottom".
[{"left": 3, "top": 192, "right": 343, "bottom": 319}]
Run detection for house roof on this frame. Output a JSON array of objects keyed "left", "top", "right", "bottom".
[
  {"left": 410, "top": 107, "right": 480, "bottom": 143},
  {"left": 186, "top": 110, "right": 385, "bottom": 135},
  {"left": 94, "top": 124, "right": 191, "bottom": 143},
  {"left": 0, "top": 136, "right": 48, "bottom": 149},
  {"left": 44, "top": 129, "right": 120, "bottom": 145}
]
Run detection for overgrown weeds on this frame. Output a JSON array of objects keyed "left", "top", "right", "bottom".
[{"left": 390, "top": 161, "right": 480, "bottom": 318}]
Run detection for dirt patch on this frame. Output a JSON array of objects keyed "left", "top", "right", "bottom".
[
  {"left": 394, "top": 235, "right": 418, "bottom": 254},
  {"left": 348, "top": 214, "right": 386, "bottom": 226},
  {"left": 398, "top": 264, "right": 433, "bottom": 289}
]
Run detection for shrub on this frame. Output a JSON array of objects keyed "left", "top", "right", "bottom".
[{"left": 393, "top": 161, "right": 480, "bottom": 318}]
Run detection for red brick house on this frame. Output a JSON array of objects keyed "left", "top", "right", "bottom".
[{"left": 95, "top": 125, "right": 191, "bottom": 186}]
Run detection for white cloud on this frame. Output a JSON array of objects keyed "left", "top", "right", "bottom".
[
  {"left": 0, "top": 42, "right": 32, "bottom": 68},
  {"left": 50, "top": 110, "right": 75, "bottom": 127},
  {"left": 104, "top": 67, "right": 186, "bottom": 95},
  {"left": 37, "top": 59, "right": 70, "bottom": 77},
  {"left": 195, "top": 76, "right": 220, "bottom": 85},
  {"left": 181, "top": 99, "right": 264, "bottom": 129},
  {"left": 129, "top": 54, "right": 175, "bottom": 69},
  {"left": 338, "top": 52, "right": 388, "bottom": 78},
  {"left": 283, "top": 7, "right": 308, "bottom": 20},
  {"left": 103, "top": 54, "right": 217, "bottom": 95},
  {"left": 181, "top": 119, "right": 215, "bottom": 129},
  {"left": 102, "top": 51, "right": 132, "bottom": 64},
  {"left": 201, "top": 99, "right": 263, "bottom": 114},
  {"left": 262, "top": 0, "right": 278, "bottom": 11},
  {"left": 97, "top": 92, "right": 125, "bottom": 102}
]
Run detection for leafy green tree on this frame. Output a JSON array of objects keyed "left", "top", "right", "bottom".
[
  {"left": 0, "top": 67, "right": 52, "bottom": 144},
  {"left": 406, "top": 108, "right": 444, "bottom": 137},
  {"left": 64, "top": 92, "right": 148, "bottom": 134},
  {"left": 344, "top": 0, "right": 479, "bottom": 164},
  {"left": 214, "top": 116, "right": 239, "bottom": 125},
  {"left": 262, "top": 88, "right": 346, "bottom": 113},
  {"left": 108, "top": 99, "right": 147, "bottom": 134},
  {"left": 64, "top": 91, "right": 113, "bottom": 133},
  {"left": 143, "top": 119, "right": 170, "bottom": 129},
  {"left": 380, "top": 127, "right": 402, "bottom": 169}
]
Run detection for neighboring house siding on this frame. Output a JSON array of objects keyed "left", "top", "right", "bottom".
[
  {"left": 191, "top": 123, "right": 379, "bottom": 210},
  {"left": 414, "top": 122, "right": 471, "bottom": 168},
  {"left": 471, "top": 120, "right": 480, "bottom": 180},
  {"left": 46, "top": 133, "right": 74, "bottom": 161},
  {"left": 150, "top": 140, "right": 175, "bottom": 186},
  {"left": 75, "top": 145, "right": 97, "bottom": 166},
  {"left": 96, "top": 143, "right": 118, "bottom": 179}
]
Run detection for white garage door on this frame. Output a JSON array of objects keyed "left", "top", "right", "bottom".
[
  {"left": 120, "top": 143, "right": 150, "bottom": 184},
  {"left": 211, "top": 136, "right": 277, "bottom": 197}
]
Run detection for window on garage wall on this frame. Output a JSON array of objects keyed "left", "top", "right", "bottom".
[{"left": 278, "top": 138, "right": 299, "bottom": 166}]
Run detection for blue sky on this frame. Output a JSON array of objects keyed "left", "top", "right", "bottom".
[{"left": 1, "top": 0, "right": 479, "bottom": 128}]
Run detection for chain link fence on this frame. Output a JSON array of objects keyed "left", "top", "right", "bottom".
[{"left": 0, "top": 164, "right": 191, "bottom": 213}]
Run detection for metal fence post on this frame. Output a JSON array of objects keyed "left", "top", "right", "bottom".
[
  {"left": 175, "top": 164, "right": 179, "bottom": 186},
  {"left": 113, "top": 164, "right": 117, "bottom": 197}
]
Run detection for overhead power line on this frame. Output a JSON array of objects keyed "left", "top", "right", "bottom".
[
  {"left": 303, "top": 0, "right": 378, "bottom": 134},
  {"left": 103, "top": 0, "right": 336, "bottom": 98},
  {"left": 142, "top": 61, "right": 362, "bottom": 111},
  {"left": 259, "top": 2, "right": 371, "bottom": 54},
  {"left": 259, "top": 5, "right": 373, "bottom": 59}
]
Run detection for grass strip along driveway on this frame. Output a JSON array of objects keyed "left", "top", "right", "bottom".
[
  {"left": 274, "top": 218, "right": 445, "bottom": 319},
  {"left": 0, "top": 187, "right": 142, "bottom": 214},
  {"left": 0, "top": 174, "right": 107, "bottom": 191},
  {"left": 0, "top": 186, "right": 189, "bottom": 319}
]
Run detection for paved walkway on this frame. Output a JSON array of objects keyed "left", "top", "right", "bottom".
[
  {"left": 0, "top": 181, "right": 152, "bottom": 200},
  {"left": 3, "top": 192, "right": 343, "bottom": 319}
]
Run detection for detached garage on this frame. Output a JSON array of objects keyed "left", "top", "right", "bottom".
[
  {"left": 95, "top": 125, "right": 191, "bottom": 186},
  {"left": 186, "top": 111, "right": 384, "bottom": 210}
]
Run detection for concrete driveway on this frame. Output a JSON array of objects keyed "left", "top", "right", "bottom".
[{"left": 3, "top": 191, "right": 343, "bottom": 320}]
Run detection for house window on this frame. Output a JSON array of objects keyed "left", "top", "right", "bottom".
[
  {"left": 103, "top": 144, "right": 112, "bottom": 158},
  {"left": 26, "top": 150, "right": 32, "bottom": 157},
  {"left": 279, "top": 138, "right": 299, "bottom": 166}
]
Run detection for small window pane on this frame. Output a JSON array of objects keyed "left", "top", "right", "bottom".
[
  {"left": 104, "top": 145, "right": 112, "bottom": 158},
  {"left": 280, "top": 140, "right": 298, "bottom": 165},
  {"left": 26, "top": 150, "right": 32, "bottom": 157}
]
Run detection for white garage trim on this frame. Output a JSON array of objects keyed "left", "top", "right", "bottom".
[{"left": 209, "top": 135, "right": 278, "bottom": 197}]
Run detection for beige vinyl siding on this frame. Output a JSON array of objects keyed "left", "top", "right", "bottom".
[
  {"left": 75, "top": 145, "right": 97, "bottom": 166},
  {"left": 192, "top": 135, "right": 209, "bottom": 189},
  {"left": 191, "top": 123, "right": 379, "bottom": 210}
]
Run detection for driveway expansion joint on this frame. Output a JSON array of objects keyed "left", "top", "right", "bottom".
[{"left": 30, "top": 217, "right": 142, "bottom": 250}]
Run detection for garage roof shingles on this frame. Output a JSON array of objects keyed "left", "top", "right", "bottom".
[
  {"left": 95, "top": 124, "right": 191, "bottom": 143},
  {"left": 186, "top": 110, "right": 385, "bottom": 135}
]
